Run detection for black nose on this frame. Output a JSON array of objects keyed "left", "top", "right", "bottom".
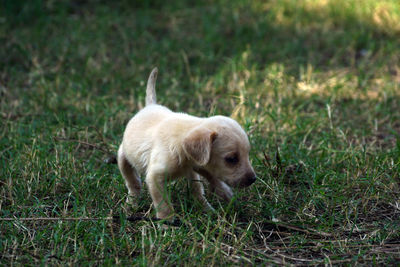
[
  {"left": 244, "top": 173, "right": 257, "bottom": 186},
  {"left": 248, "top": 175, "right": 256, "bottom": 184}
]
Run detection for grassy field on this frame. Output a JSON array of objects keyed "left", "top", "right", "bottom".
[{"left": 1, "top": 0, "right": 400, "bottom": 265}]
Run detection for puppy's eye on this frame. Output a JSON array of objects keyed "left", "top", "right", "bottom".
[{"left": 225, "top": 155, "right": 239, "bottom": 165}]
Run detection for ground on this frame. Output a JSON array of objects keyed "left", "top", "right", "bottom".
[{"left": 1, "top": 0, "right": 400, "bottom": 265}]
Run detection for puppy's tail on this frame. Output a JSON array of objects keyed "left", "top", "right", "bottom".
[{"left": 146, "top": 67, "right": 158, "bottom": 106}]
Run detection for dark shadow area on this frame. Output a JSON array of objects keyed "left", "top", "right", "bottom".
[{"left": 2, "top": 0, "right": 399, "bottom": 83}]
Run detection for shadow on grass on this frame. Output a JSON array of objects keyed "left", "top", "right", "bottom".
[{"left": 2, "top": 0, "right": 399, "bottom": 80}]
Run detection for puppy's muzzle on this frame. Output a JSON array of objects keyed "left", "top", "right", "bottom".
[{"left": 240, "top": 172, "right": 257, "bottom": 187}]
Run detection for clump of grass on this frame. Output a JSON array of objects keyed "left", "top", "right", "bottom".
[{"left": 1, "top": 0, "right": 400, "bottom": 265}]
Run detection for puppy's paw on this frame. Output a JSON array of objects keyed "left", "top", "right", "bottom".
[
  {"left": 203, "top": 202, "right": 216, "bottom": 213},
  {"left": 214, "top": 182, "right": 234, "bottom": 202},
  {"left": 126, "top": 194, "right": 138, "bottom": 205},
  {"left": 156, "top": 206, "right": 175, "bottom": 220},
  {"left": 123, "top": 195, "right": 140, "bottom": 212}
]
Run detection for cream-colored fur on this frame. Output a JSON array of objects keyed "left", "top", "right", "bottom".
[{"left": 118, "top": 68, "right": 256, "bottom": 219}]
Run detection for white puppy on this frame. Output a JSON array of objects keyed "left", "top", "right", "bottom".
[{"left": 118, "top": 68, "right": 256, "bottom": 219}]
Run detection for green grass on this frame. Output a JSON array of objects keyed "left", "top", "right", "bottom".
[{"left": 1, "top": 0, "right": 400, "bottom": 265}]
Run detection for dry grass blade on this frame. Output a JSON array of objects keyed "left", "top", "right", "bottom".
[
  {"left": 0, "top": 216, "right": 182, "bottom": 226},
  {"left": 53, "top": 137, "right": 113, "bottom": 155},
  {"left": 262, "top": 220, "right": 332, "bottom": 238}
]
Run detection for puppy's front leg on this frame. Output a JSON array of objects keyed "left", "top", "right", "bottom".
[
  {"left": 189, "top": 172, "right": 214, "bottom": 212},
  {"left": 146, "top": 170, "right": 174, "bottom": 219},
  {"left": 210, "top": 180, "right": 234, "bottom": 202}
]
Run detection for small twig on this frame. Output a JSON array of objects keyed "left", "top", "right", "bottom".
[
  {"left": 1, "top": 217, "right": 109, "bottom": 221},
  {"left": 1, "top": 112, "right": 43, "bottom": 120},
  {"left": 268, "top": 242, "right": 400, "bottom": 251},
  {"left": 328, "top": 257, "right": 388, "bottom": 264},
  {"left": 0, "top": 216, "right": 182, "bottom": 226},
  {"left": 54, "top": 136, "right": 118, "bottom": 164},
  {"left": 259, "top": 247, "right": 316, "bottom": 263},
  {"left": 279, "top": 222, "right": 331, "bottom": 237},
  {"left": 54, "top": 137, "right": 112, "bottom": 154},
  {"left": 263, "top": 220, "right": 332, "bottom": 238}
]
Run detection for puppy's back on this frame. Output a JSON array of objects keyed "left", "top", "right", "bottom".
[{"left": 121, "top": 105, "right": 171, "bottom": 169}]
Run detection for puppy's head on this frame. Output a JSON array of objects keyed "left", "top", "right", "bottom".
[{"left": 183, "top": 116, "right": 256, "bottom": 188}]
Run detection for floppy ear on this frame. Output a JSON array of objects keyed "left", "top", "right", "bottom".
[{"left": 183, "top": 127, "right": 217, "bottom": 166}]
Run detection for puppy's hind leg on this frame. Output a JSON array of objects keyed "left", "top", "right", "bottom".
[{"left": 118, "top": 146, "right": 142, "bottom": 203}]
